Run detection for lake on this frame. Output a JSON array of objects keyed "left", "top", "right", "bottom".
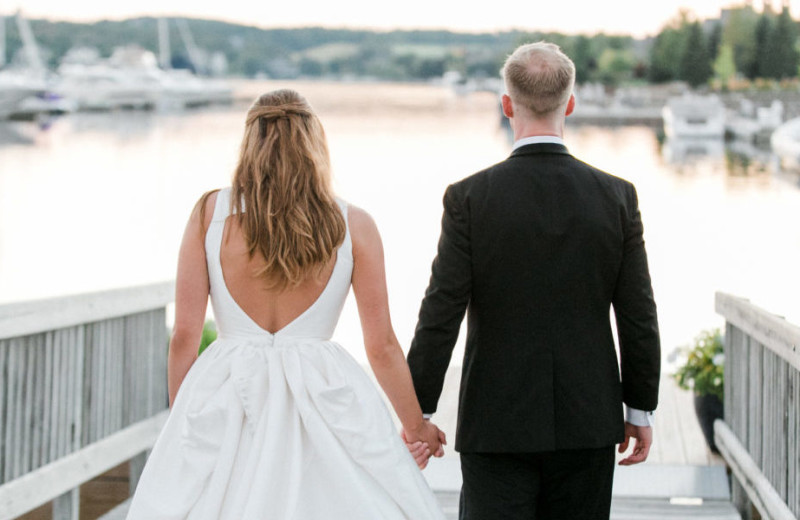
[{"left": 1, "top": 79, "right": 798, "bottom": 368}]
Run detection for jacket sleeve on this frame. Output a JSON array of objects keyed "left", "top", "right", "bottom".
[
  {"left": 612, "top": 183, "right": 661, "bottom": 412},
  {"left": 407, "top": 184, "right": 472, "bottom": 414}
]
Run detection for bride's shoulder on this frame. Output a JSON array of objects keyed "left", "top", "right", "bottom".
[
  {"left": 190, "top": 188, "right": 223, "bottom": 232},
  {"left": 345, "top": 204, "right": 382, "bottom": 249}
]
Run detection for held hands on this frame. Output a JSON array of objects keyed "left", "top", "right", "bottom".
[
  {"left": 401, "top": 420, "right": 447, "bottom": 470},
  {"left": 618, "top": 422, "right": 653, "bottom": 465}
]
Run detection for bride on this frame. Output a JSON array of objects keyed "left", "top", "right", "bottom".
[{"left": 126, "top": 89, "right": 447, "bottom": 519}]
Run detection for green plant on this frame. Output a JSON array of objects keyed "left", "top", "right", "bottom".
[
  {"left": 199, "top": 320, "right": 218, "bottom": 355},
  {"left": 672, "top": 328, "right": 724, "bottom": 401}
]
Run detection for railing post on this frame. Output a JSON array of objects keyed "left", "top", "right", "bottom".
[
  {"left": 52, "top": 489, "right": 79, "bottom": 520},
  {"left": 129, "top": 453, "right": 148, "bottom": 496}
]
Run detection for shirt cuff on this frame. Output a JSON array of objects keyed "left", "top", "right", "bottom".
[
  {"left": 423, "top": 414, "right": 432, "bottom": 420},
  {"left": 626, "top": 406, "right": 655, "bottom": 427}
]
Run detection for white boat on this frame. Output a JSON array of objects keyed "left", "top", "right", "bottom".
[
  {"left": 725, "top": 99, "right": 783, "bottom": 143},
  {"left": 54, "top": 19, "right": 233, "bottom": 112},
  {"left": 0, "top": 70, "right": 46, "bottom": 119},
  {"left": 662, "top": 94, "right": 726, "bottom": 138},
  {"left": 0, "top": 13, "right": 46, "bottom": 120},
  {"left": 770, "top": 117, "right": 800, "bottom": 171},
  {"left": 1, "top": 11, "right": 75, "bottom": 121},
  {"left": 56, "top": 66, "right": 161, "bottom": 111},
  {"left": 157, "top": 68, "right": 233, "bottom": 109}
]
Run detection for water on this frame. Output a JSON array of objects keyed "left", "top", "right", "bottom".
[{"left": 1, "top": 79, "right": 799, "bottom": 368}]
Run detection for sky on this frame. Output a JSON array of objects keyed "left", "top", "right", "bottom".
[{"left": 4, "top": 0, "right": 799, "bottom": 38}]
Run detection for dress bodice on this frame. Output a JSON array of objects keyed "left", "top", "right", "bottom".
[{"left": 205, "top": 188, "right": 353, "bottom": 342}]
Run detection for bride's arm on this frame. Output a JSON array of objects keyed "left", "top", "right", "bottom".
[
  {"left": 349, "top": 206, "right": 446, "bottom": 459},
  {"left": 168, "top": 192, "right": 215, "bottom": 407}
]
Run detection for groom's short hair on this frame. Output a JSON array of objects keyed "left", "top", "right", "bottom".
[{"left": 502, "top": 41, "right": 575, "bottom": 117}]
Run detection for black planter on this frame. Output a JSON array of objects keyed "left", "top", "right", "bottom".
[{"left": 694, "top": 393, "right": 724, "bottom": 454}]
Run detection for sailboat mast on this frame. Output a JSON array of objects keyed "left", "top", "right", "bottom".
[
  {"left": 176, "top": 19, "right": 203, "bottom": 74},
  {"left": 0, "top": 15, "right": 6, "bottom": 68},
  {"left": 158, "top": 17, "right": 171, "bottom": 70},
  {"left": 15, "top": 11, "right": 44, "bottom": 72}
]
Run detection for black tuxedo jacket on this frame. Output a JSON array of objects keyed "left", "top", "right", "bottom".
[{"left": 407, "top": 142, "right": 661, "bottom": 453}]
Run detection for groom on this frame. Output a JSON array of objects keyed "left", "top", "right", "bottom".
[{"left": 406, "top": 42, "right": 661, "bottom": 519}]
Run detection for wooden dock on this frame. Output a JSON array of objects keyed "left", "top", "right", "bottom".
[
  {"left": 9, "top": 366, "right": 731, "bottom": 520},
  {"left": 22, "top": 369, "right": 732, "bottom": 520},
  {"left": 6, "top": 288, "right": 798, "bottom": 520}
]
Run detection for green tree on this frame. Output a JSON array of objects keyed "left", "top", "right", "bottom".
[
  {"left": 713, "top": 44, "right": 737, "bottom": 88},
  {"left": 721, "top": 5, "right": 759, "bottom": 79},
  {"left": 570, "top": 35, "right": 596, "bottom": 84},
  {"left": 649, "top": 27, "right": 685, "bottom": 82},
  {"left": 679, "top": 21, "right": 712, "bottom": 87},
  {"left": 596, "top": 48, "right": 635, "bottom": 86},
  {"left": 754, "top": 11, "right": 774, "bottom": 77},
  {"left": 707, "top": 21, "right": 722, "bottom": 62},
  {"left": 770, "top": 6, "right": 799, "bottom": 78}
]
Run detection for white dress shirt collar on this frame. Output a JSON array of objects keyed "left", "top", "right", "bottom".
[{"left": 512, "top": 135, "right": 565, "bottom": 151}]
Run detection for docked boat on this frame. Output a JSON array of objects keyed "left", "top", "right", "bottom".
[
  {"left": 0, "top": 70, "right": 46, "bottom": 119},
  {"left": 662, "top": 94, "right": 726, "bottom": 138},
  {"left": 770, "top": 117, "right": 800, "bottom": 172}
]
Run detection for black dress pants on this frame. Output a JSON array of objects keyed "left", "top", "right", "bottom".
[{"left": 459, "top": 446, "right": 615, "bottom": 520}]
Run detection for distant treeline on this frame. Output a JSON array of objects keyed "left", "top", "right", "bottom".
[
  {"left": 2, "top": 4, "right": 798, "bottom": 87},
  {"left": 650, "top": 4, "right": 799, "bottom": 88}
]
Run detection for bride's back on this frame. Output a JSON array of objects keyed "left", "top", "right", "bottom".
[
  {"left": 219, "top": 211, "right": 338, "bottom": 334},
  {"left": 212, "top": 88, "right": 346, "bottom": 335}
]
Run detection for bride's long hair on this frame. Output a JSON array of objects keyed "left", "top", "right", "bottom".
[{"left": 228, "top": 89, "right": 345, "bottom": 289}]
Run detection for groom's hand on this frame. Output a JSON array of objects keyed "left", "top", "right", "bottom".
[{"left": 618, "top": 422, "right": 653, "bottom": 465}]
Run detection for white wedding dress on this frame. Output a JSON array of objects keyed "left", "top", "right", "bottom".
[{"left": 126, "top": 188, "right": 445, "bottom": 519}]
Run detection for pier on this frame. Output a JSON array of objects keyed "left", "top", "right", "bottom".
[{"left": 0, "top": 285, "right": 797, "bottom": 519}]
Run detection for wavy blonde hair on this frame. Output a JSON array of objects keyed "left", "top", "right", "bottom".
[{"left": 229, "top": 89, "right": 345, "bottom": 289}]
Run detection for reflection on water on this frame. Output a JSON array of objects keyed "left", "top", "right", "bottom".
[
  {"left": 662, "top": 137, "right": 725, "bottom": 164},
  {"left": 660, "top": 136, "right": 787, "bottom": 182},
  {"left": 1, "top": 80, "right": 799, "bottom": 368}
]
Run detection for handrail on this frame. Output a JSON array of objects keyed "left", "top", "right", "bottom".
[
  {"left": 715, "top": 292, "right": 800, "bottom": 371},
  {"left": 0, "top": 281, "right": 174, "bottom": 340},
  {"left": 714, "top": 420, "right": 795, "bottom": 520},
  {"left": 0, "top": 411, "right": 168, "bottom": 520},
  {"left": 715, "top": 292, "right": 799, "bottom": 520},
  {"left": 0, "top": 284, "right": 172, "bottom": 519}
]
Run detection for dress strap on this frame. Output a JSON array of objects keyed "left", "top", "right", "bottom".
[
  {"left": 336, "top": 198, "right": 353, "bottom": 262},
  {"left": 211, "top": 188, "right": 232, "bottom": 222}
]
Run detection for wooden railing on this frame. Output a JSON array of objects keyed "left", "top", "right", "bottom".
[
  {"left": 714, "top": 293, "right": 800, "bottom": 520},
  {"left": 0, "top": 283, "right": 173, "bottom": 520}
]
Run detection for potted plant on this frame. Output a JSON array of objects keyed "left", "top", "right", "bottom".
[
  {"left": 672, "top": 328, "right": 724, "bottom": 454},
  {"left": 199, "top": 320, "right": 218, "bottom": 354}
]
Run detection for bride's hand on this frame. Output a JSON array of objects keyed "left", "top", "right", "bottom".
[
  {"left": 402, "top": 420, "right": 446, "bottom": 468},
  {"left": 402, "top": 435, "right": 432, "bottom": 469}
]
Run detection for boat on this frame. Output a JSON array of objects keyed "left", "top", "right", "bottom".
[
  {"left": 770, "top": 117, "right": 800, "bottom": 172},
  {"left": 0, "top": 70, "right": 46, "bottom": 120},
  {"left": 53, "top": 18, "right": 233, "bottom": 112},
  {"left": 662, "top": 94, "right": 726, "bottom": 138},
  {"left": 55, "top": 47, "right": 163, "bottom": 111},
  {"left": 0, "top": 11, "right": 74, "bottom": 121},
  {"left": 725, "top": 99, "right": 783, "bottom": 144}
]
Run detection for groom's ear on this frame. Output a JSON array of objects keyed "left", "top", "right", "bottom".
[
  {"left": 501, "top": 94, "right": 514, "bottom": 119},
  {"left": 565, "top": 93, "right": 576, "bottom": 117}
]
